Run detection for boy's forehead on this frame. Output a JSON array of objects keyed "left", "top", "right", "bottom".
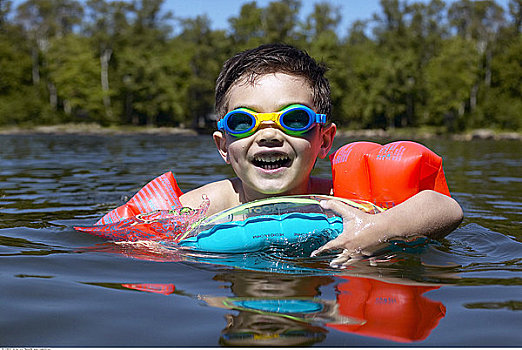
[{"left": 226, "top": 73, "right": 314, "bottom": 112}]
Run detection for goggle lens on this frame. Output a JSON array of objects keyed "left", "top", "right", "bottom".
[
  {"left": 281, "top": 109, "right": 311, "bottom": 130},
  {"left": 226, "top": 111, "right": 254, "bottom": 132}
]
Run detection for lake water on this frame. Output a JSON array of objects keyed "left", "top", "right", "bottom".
[{"left": 1, "top": 133, "right": 521, "bottom": 347}]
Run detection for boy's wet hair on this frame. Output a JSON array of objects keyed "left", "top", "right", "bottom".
[{"left": 215, "top": 43, "right": 331, "bottom": 119}]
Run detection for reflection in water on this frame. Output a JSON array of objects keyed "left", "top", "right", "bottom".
[
  {"left": 218, "top": 312, "right": 328, "bottom": 346},
  {"left": 327, "top": 276, "right": 445, "bottom": 343},
  {"left": 82, "top": 241, "right": 186, "bottom": 262},
  {"left": 112, "top": 268, "right": 446, "bottom": 345},
  {"left": 121, "top": 283, "right": 176, "bottom": 295},
  {"left": 207, "top": 272, "right": 445, "bottom": 344},
  {"left": 206, "top": 272, "right": 334, "bottom": 346},
  {"left": 79, "top": 235, "right": 451, "bottom": 344}
]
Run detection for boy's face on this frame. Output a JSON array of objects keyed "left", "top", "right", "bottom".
[{"left": 213, "top": 73, "right": 336, "bottom": 200}]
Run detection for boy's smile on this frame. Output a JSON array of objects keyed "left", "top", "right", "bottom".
[
  {"left": 213, "top": 73, "right": 336, "bottom": 201},
  {"left": 251, "top": 151, "right": 291, "bottom": 170}
]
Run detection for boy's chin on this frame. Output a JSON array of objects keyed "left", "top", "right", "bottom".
[
  {"left": 250, "top": 180, "right": 302, "bottom": 197},
  {"left": 240, "top": 167, "right": 310, "bottom": 197}
]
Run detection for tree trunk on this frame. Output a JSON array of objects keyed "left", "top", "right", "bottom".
[
  {"left": 485, "top": 49, "right": 492, "bottom": 87},
  {"left": 470, "top": 83, "right": 478, "bottom": 112},
  {"left": 48, "top": 82, "right": 57, "bottom": 110},
  {"left": 64, "top": 99, "right": 72, "bottom": 115},
  {"left": 31, "top": 47, "right": 40, "bottom": 85},
  {"left": 100, "top": 48, "right": 113, "bottom": 120}
]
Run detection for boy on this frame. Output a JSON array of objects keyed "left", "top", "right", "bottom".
[{"left": 179, "top": 43, "right": 463, "bottom": 267}]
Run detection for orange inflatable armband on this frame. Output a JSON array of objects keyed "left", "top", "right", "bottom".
[
  {"left": 331, "top": 141, "right": 450, "bottom": 208},
  {"left": 96, "top": 171, "right": 183, "bottom": 225}
]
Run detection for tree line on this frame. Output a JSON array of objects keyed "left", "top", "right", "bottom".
[{"left": 0, "top": 0, "right": 520, "bottom": 132}]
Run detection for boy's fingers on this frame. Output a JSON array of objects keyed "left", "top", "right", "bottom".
[
  {"left": 311, "top": 239, "right": 367, "bottom": 269},
  {"left": 310, "top": 235, "right": 345, "bottom": 257},
  {"left": 310, "top": 241, "right": 335, "bottom": 257},
  {"left": 319, "top": 199, "right": 345, "bottom": 214},
  {"left": 330, "top": 250, "right": 363, "bottom": 268},
  {"left": 320, "top": 199, "right": 360, "bottom": 219}
]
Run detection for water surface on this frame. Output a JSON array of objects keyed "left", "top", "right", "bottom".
[{"left": 1, "top": 134, "right": 521, "bottom": 346}]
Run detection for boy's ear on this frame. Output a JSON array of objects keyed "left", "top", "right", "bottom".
[
  {"left": 213, "top": 131, "right": 230, "bottom": 164},
  {"left": 318, "top": 123, "right": 336, "bottom": 159}
]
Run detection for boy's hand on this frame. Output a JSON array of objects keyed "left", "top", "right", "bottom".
[
  {"left": 311, "top": 199, "right": 386, "bottom": 268},
  {"left": 311, "top": 191, "right": 463, "bottom": 268}
]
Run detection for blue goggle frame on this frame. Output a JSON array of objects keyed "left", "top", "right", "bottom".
[{"left": 217, "top": 104, "right": 327, "bottom": 138}]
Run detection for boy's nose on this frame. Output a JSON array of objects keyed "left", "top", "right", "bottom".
[{"left": 255, "top": 122, "right": 284, "bottom": 143}]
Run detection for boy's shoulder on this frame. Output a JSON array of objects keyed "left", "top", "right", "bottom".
[{"left": 180, "top": 178, "right": 241, "bottom": 215}]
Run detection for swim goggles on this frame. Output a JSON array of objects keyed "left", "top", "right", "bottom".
[{"left": 217, "top": 104, "right": 327, "bottom": 138}]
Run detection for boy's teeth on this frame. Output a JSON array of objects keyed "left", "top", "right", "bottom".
[
  {"left": 252, "top": 154, "right": 290, "bottom": 169},
  {"left": 255, "top": 155, "right": 283, "bottom": 162}
]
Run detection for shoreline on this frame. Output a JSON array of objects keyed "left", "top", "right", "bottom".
[
  {"left": 0, "top": 123, "right": 520, "bottom": 141},
  {"left": 0, "top": 123, "right": 199, "bottom": 136},
  {"left": 335, "top": 128, "right": 522, "bottom": 141}
]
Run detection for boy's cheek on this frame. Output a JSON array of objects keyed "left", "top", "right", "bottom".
[{"left": 301, "top": 127, "right": 324, "bottom": 146}]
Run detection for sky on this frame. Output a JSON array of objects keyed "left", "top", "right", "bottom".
[
  {"left": 163, "top": 0, "right": 512, "bottom": 35},
  {"left": 165, "top": 0, "right": 384, "bottom": 34},
  {"left": 8, "top": 0, "right": 512, "bottom": 36}
]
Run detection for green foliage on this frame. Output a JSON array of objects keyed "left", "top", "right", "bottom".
[
  {"left": 47, "top": 34, "right": 104, "bottom": 121},
  {"left": 0, "top": 20, "right": 48, "bottom": 125},
  {"left": 0, "top": 0, "right": 519, "bottom": 131},
  {"left": 478, "top": 33, "right": 522, "bottom": 130},
  {"left": 229, "top": 1, "right": 265, "bottom": 49},
  {"left": 424, "top": 37, "right": 479, "bottom": 129},
  {"left": 0, "top": 33, "right": 30, "bottom": 93}
]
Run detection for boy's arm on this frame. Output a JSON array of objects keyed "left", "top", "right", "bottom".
[{"left": 311, "top": 190, "right": 463, "bottom": 267}]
